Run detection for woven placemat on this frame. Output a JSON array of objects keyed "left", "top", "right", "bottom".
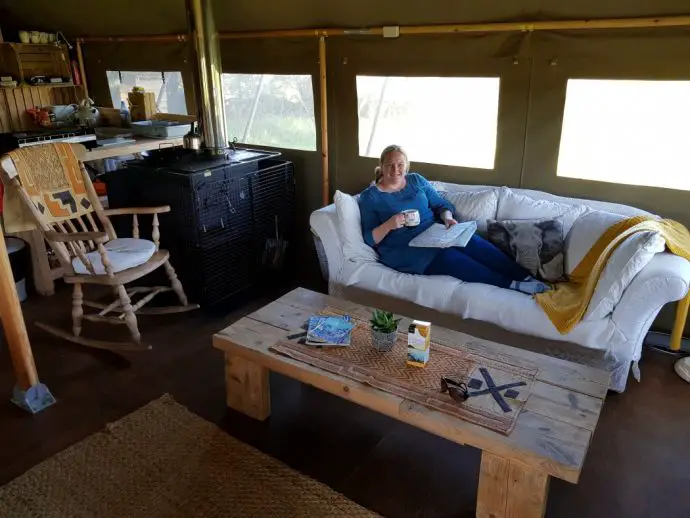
[
  {"left": 270, "top": 307, "right": 537, "bottom": 435},
  {"left": 0, "top": 395, "right": 379, "bottom": 518}
]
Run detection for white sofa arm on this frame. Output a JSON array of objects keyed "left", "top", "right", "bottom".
[
  {"left": 310, "top": 204, "right": 345, "bottom": 283},
  {"left": 611, "top": 252, "right": 690, "bottom": 357}
]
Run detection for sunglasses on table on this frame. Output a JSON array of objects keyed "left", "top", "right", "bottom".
[{"left": 440, "top": 376, "right": 469, "bottom": 402}]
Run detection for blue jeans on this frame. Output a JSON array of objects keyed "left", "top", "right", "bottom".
[{"left": 423, "top": 235, "right": 529, "bottom": 288}]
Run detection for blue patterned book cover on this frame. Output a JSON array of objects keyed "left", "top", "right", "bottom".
[{"left": 306, "top": 315, "right": 354, "bottom": 346}]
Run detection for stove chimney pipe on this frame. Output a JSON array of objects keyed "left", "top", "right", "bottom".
[{"left": 186, "top": 0, "right": 228, "bottom": 155}]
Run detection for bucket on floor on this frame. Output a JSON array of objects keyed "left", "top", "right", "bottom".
[{"left": 6, "top": 237, "right": 29, "bottom": 302}]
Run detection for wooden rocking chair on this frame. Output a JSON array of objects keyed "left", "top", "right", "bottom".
[{"left": 0, "top": 143, "right": 198, "bottom": 352}]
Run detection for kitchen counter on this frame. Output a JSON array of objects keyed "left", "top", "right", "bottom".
[{"left": 83, "top": 136, "right": 184, "bottom": 162}]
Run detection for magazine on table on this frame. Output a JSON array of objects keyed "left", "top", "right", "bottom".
[
  {"left": 408, "top": 221, "right": 477, "bottom": 248},
  {"left": 306, "top": 315, "right": 354, "bottom": 347}
]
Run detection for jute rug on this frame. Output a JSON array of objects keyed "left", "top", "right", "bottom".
[
  {"left": 0, "top": 395, "right": 379, "bottom": 518},
  {"left": 271, "top": 306, "right": 537, "bottom": 435}
]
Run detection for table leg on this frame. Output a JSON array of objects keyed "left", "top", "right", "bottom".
[
  {"left": 16, "top": 230, "right": 54, "bottom": 296},
  {"left": 224, "top": 352, "right": 271, "bottom": 420},
  {"left": 477, "top": 452, "right": 550, "bottom": 518}
]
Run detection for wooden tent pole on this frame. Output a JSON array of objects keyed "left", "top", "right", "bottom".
[
  {"left": 0, "top": 224, "right": 55, "bottom": 413},
  {"left": 318, "top": 36, "right": 329, "bottom": 206},
  {"left": 75, "top": 34, "right": 188, "bottom": 43},
  {"left": 398, "top": 15, "right": 690, "bottom": 35},
  {"left": 218, "top": 15, "right": 690, "bottom": 39},
  {"left": 74, "top": 15, "right": 690, "bottom": 44},
  {"left": 0, "top": 226, "right": 37, "bottom": 389},
  {"left": 75, "top": 42, "right": 89, "bottom": 99},
  {"left": 220, "top": 28, "right": 383, "bottom": 39}
]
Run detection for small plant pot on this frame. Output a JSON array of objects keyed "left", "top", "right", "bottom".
[{"left": 371, "top": 328, "right": 397, "bottom": 352}]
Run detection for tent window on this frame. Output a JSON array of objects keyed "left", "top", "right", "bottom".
[
  {"left": 221, "top": 73, "right": 316, "bottom": 151},
  {"left": 557, "top": 79, "right": 690, "bottom": 191},
  {"left": 106, "top": 71, "right": 187, "bottom": 115},
  {"left": 356, "top": 75, "right": 500, "bottom": 169}
]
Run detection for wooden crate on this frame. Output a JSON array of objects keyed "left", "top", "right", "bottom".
[
  {"left": 128, "top": 90, "right": 157, "bottom": 121},
  {"left": 98, "top": 106, "right": 124, "bottom": 127},
  {"left": 0, "top": 85, "right": 81, "bottom": 133},
  {"left": 0, "top": 43, "right": 72, "bottom": 84},
  {"left": 151, "top": 113, "right": 196, "bottom": 123}
]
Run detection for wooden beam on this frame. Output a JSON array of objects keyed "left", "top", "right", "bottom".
[
  {"left": 75, "top": 42, "right": 89, "bottom": 99},
  {"left": 0, "top": 224, "right": 38, "bottom": 390},
  {"left": 75, "top": 15, "right": 690, "bottom": 45},
  {"left": 398, "top": 16, "right": 690, "bottom": 36},
  {"left": 220, "top": 28, "right": 384, "bottom": 39},
  {"left": 75, "top": 34, "right": 187, "bottom": 43},
  {"left": 219, "top": 15, "right": 690, "bottom": 39},
  {"left": 318, "top": 36, "right": 329, "bottom": 206}
]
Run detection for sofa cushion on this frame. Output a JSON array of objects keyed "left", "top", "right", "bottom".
[
  {"left": 566, "top": 211, "right": 626, "bottom": 274},
  {"left": 497, "top": 187, "right": 588, "bottom": 236},
  {"left": 72, "top": 238, "right": 156, "bottom": 275},
  {"left": 345, "top": 261, "right": 461, "bottom": 314},
  {"left": 441, "top": 189, "right": 499, "bottom": 235},
  {"left": 343, "top": 260, "right": 618, "bottom": 354},
  {"left": 333, "top": 190, "right": 379, "bottom": 264},
  {"left": 486, "top": 217, "right": 566, "bottom": 282},
  {"left": 566, "top": 210, "right": 666, "bottom": 320}
]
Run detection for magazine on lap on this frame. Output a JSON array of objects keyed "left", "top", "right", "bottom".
[{"left": 408, "top": 221, "right": 477, "bottom": 248}]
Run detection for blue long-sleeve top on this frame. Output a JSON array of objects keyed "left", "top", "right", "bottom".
[{"left": 358, "top": 173, "right": 455, "bottom": 274}]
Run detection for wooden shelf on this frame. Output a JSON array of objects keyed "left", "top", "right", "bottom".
[
  {"left": 1, "top": 83, "right": 79, "bottom": 89},
  {"left": 1, "top": 42, "right": 67, "bottom": 49}
]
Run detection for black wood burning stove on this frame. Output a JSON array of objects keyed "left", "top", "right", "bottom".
[{"left": 104, "top": 146, "right": 295, "bottom": 307}]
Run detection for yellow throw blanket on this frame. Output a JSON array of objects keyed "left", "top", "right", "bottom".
[{"left": 535, "top": 215, "right": 690, "bottom": 351}]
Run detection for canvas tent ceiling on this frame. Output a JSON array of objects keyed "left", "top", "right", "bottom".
[{"left": 2, "top": 0, "right": 690, "bottom": 35}]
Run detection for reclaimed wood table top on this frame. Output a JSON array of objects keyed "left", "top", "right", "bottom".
[{"left": 213, "top": 287, "right": 610, "bottom": 484}]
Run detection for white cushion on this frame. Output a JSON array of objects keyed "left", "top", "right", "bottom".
[
  {"left": 425, "top": 182, "right": 653, "bottom": 218},
  {"left": 345, "top": 261, "right": 461, "bottom": 314},
  {"left": 566, "top": 211, "right": 628, "bottom": 274},
  {"left": 566, "top": 211, "right": 666, "bottom": 321},
  {"left": 333, "top": 190, "right": 378, "bottom": 264},
  {"left": 497, "top": 187, "right": 589, "bottom": 236},
  {"left": 342, "top": 260, "right": 619, "bottom": 353},
  {"left": 72, "top": 238, "right": 157, "bottom": 275},
  {"left": 442, "top": 189, "right": 499, "bottom": 235},
  {"left": 585, "top": 232, "right": 665, "bottom": 320}
]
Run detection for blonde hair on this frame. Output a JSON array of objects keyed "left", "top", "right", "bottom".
[{"left": 374, "top": 144, "right": 409, "bottom": 183}]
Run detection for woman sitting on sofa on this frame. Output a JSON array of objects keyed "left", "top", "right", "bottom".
[{"left": 358, "top": 144, "right": 551, "bottom": 295}]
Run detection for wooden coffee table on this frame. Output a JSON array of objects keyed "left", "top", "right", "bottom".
[{"left": 213, "top": 287, "right": 610, "bottom": 517}]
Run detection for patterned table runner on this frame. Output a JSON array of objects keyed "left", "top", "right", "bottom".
[{"left": 269, "top": 307, "right": 537, "bottom": 435}]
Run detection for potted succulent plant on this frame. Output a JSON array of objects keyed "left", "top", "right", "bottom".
[{"left": 369, "top": 309, "right": 401, "bottom": 352}]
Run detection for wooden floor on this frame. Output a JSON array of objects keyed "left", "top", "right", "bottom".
[{"left": 2, "top": 279, "right": 690, "bottom": 518}]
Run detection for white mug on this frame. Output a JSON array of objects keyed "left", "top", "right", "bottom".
[
  {"left": 401, "top": 209, "right": 420, "bottom": 227},
  {"left": 19, "top": 31, "right": 30, "bottom": 43}
]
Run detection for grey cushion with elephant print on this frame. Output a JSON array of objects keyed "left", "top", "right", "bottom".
[{"left": 486, "top": 218, "right": 566, "bottom": 282}]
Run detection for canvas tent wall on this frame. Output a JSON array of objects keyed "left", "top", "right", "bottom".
[{"left": 2, "top": 0, "right": 690, "bottom": 334}]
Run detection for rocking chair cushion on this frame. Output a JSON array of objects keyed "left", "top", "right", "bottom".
[{"left": 72, "top": 238, "right": 157, "bottom": 275}]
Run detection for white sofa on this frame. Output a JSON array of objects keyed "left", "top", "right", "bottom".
[{"left": 310, "top": 182, "right": 690, "bottom": 392}]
